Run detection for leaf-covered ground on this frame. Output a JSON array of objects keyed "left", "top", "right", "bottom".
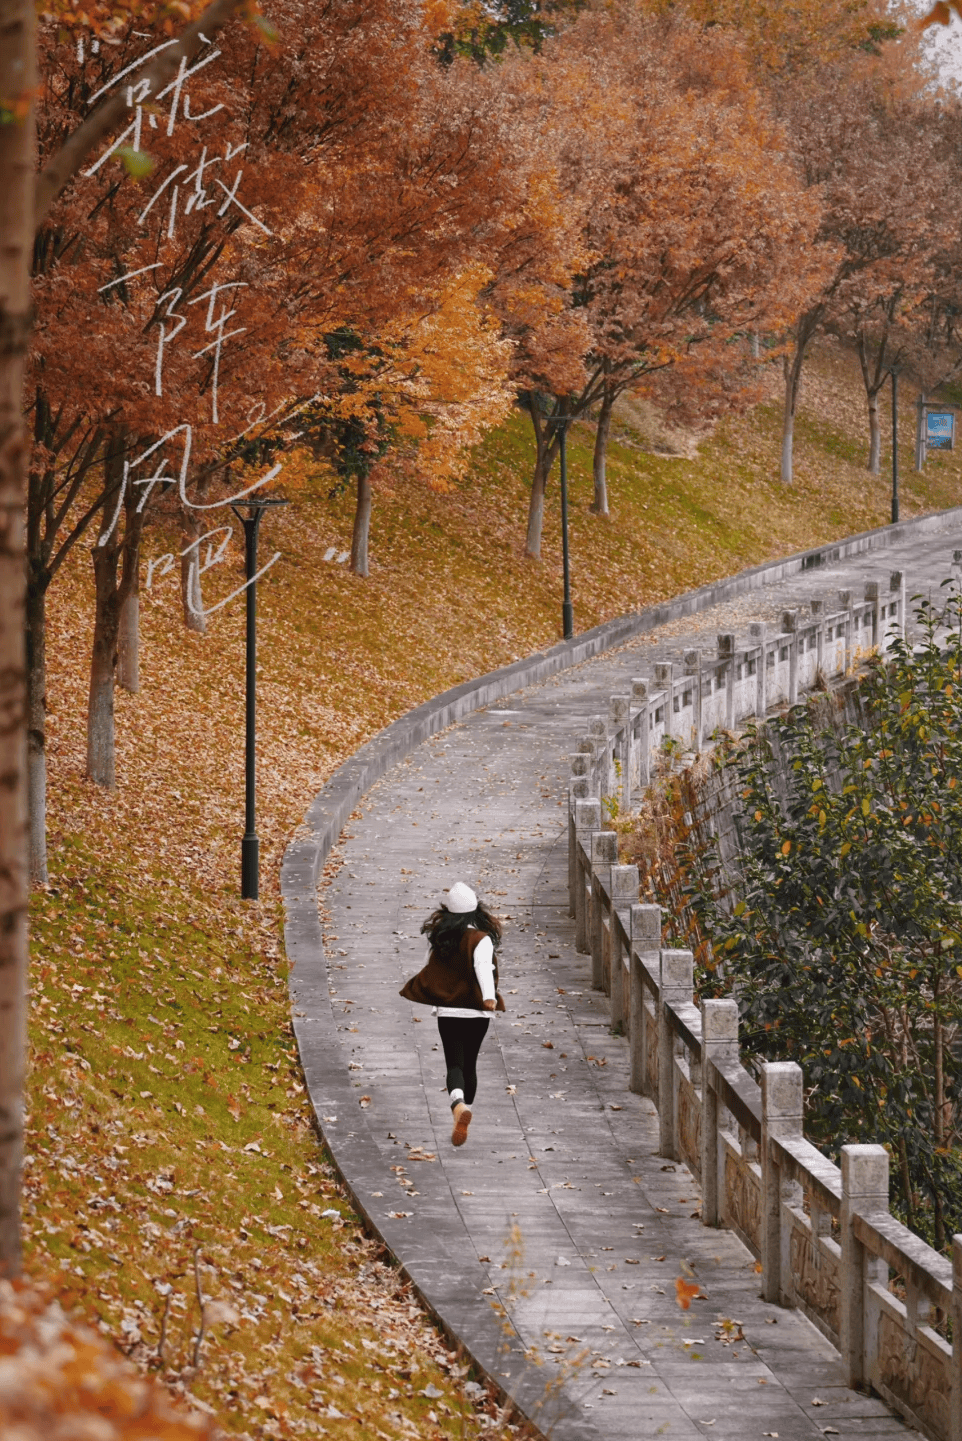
[
  {"left": 0, "top": 1277, "right": 218, "bottom": 1439},
  {"left": 29, "top": 340, "right": 962, "bottom": 1438}
]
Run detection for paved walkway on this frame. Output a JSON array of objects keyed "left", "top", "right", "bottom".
[{"left": 310, "top": 530, "right": 962, "bottom": 1441}]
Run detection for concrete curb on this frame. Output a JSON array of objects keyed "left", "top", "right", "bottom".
[{"left": 280, "top": 501, "right": 962, "bottom": 1438}]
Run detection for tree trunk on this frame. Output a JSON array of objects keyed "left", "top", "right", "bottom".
[
  {"left": 351, "top": 473, "right": 372, "bottom": 578},
  {"left": 524, "top": 394, "right": 559, "bottom": 560},
  {"left": 87, "top": 541, "right": 120, "bottom": 791},
  {"left": 897, "top": 1133, "right": 914, "bottom": 1232},
  {"left": 0, "top": 0, "right": 36, "bottom": 1278},
  {"left": 780, "top": 310, "right": 824, "bottom": 487},
  {"left": 180, "top": 541, "right": 206, "bottom": 633},
  {"left": 86, "top": 437, "right": 127, "bottom": 789},
  {"left": 856, "top": 330, "right": 887, "bottom": 476},
  {"left": 117, "top": 593, "right": 139, "bottom": 693},
  {"left": 780, "top": 403, "right": 795, "bottom": 487},
  {"left": 180, "top": 477, "right": 208, "bottom": 633},
  {"left": 866, "top": 391, "right": 881, "bottom": 475},
  {"left": 26, "top": 572, "right": 47, "bottom": 884},
  {"left": 525, "top": 449, "right": 550, "bottom": 560},
  {"left": 781, "top": 347, "right": 805, "bottom": 486},
  {"left": 26, "top": 405, "right": 52, "bottom": 889},
  {"left": 591, "top": 389, "right": 614, "bottom": 516},
  {"left": 117, "top": 480, "right": 142, "bottom": 693}
]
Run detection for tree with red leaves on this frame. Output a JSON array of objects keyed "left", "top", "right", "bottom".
[
  {"left": 2, "top": 0, "right": 260, "bottom": 1286},
  {"left": 502, "top": 3, "right": 823, "bottom": 557}
]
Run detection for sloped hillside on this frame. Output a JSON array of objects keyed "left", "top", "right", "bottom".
[{"left": 28, "top": 338, "right": 962, "bottom": 1439}]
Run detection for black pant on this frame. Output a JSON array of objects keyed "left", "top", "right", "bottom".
[{"left": 437, "top": 1017, "right": 490, "bottom": 1106}]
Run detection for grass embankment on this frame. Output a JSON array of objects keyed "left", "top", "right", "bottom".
[{"left": 30, "top": 339, "right": 962, "bottom": 1438}]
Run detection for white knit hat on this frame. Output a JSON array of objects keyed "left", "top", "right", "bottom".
[{"left": 440, "top": 882, "right": 478, "bottom": 914}]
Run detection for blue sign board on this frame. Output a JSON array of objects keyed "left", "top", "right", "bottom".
[{"left": 926, "top": 410, "right": 955, "bottom": 451}]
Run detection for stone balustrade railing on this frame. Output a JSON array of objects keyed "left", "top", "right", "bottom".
[
  {"left": 565, "top": 571, "right": 962, "bottom": 1441},
  {"left": 569, "top": 573, "right": 906, "bottom": 812}
]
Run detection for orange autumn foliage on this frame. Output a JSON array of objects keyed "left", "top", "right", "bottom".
[
  {"left": 672, "top": 0, "right": 906, "bottom": 76},
  {"left": 503, "top": 1, "right": 826, "bottom": 552},
  {"left": 922, "top": 1, "right": 962, "bottom": 24},
  {"left": 33, "top": 0, "right": 519, "bottom": 465},
  {"left": 675, "top": 1276, "right": 703, "bottom": 1311},
  {"left": 31, "top": 0, "right": 585, "bottom": 532},
  {"left": 314, "top": 266, "right": 515, "bottom": 494}
]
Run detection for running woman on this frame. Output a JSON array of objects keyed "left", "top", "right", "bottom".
[{"left": 399, "top": 882, "right": 505, "bottom": 1147}]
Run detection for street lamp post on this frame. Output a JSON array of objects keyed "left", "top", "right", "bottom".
[
  {"left": 230, "top": 496, "right": 288, "bottom": 900},
  {"left": 554, "top": 413, "right": 574, "bottom": 640},
  {"left": 890, "top": 368, "right": 900, "bottom": 525}
]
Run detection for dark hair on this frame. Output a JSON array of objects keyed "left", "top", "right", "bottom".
[{"left": 421, "top": 900, "right": 502, "bottom": 962}]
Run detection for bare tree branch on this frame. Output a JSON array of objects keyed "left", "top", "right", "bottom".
[{"left": 191, "top": 1245, "right": 207, "bottom": 1370}]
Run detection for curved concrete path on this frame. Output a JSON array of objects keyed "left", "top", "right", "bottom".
[{"left": 292, "top": 526, "right": 962, "bottom": 1441}]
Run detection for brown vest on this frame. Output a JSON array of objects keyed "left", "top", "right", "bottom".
[{"left": 399, "top": 928, "right": 506, "bottom": 1012}]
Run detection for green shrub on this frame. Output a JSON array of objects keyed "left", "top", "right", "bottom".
[{"left": 688, "top": 588, "right": 962, "bottom": 1251}]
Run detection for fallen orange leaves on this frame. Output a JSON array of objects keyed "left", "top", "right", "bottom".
[
  {"left": 919, "top": 0, "right": 962, "bottom": 26},
  {"left": 675, "top": 1276, "right": 702, "bottom": 1311},
  {"left": 0, "top": 1278, "right": 215, "bottom": 1439}
]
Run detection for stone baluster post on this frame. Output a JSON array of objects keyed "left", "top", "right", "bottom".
[
  {"left": 567, "top": 768, "right": 590, "bottom": 917},
  {"left": 608, "top": 864, "right": 639, "bottom": 1031},
  {"left": 760, "top": 1062, "right": 803, "bottom": 1305},
  {"left": 827, "top": 607, "right": 844, "bottom": 679},
  {"left": 701, "top": 999, "right": 738, "bottom": 1228},
  {"left": 589, "top": 830, "right": 618, "bottom": 990},
  {"left": 574, "top": 732, "right": 599, "bottom": 799},
  {"left": 839, "top": 1144, "right": 889, "bottom": 1391},
  {"left": 609, "top": 695, "right": 631, "bottom": 813},
  {"left": 629, "top": 904, "right": 661, "bottom": 1095},
  {"left": 632, "top": 678, "right": 652, "bottom": 789},
  {"left": 750, "top": 623, "right": 767, "bottom": 718},
  {"left": 951, "top": 1235, "right": 962, "bottom": 1441},
  {"left": 890, "top": 569, "right": 906, "bottom": 643},
  {"left": 718, "top": 634, "right": 736, "bottom": 731},
  {"left": 684, "top": 649, "right": 702, "bottom": 751},
  {"left": 588, "top": 715, "right": 609, "bottom": 798},
  {"left": 573, "top": 798, "right": 601, "bottom": 953},
  {"left": 782, "top": 610, "right": 799, "bottom": 706},
  {"left": 570, "top": 762, "right": 590, "bottom": 832},
  {"left": 839, "top": 590, "right": 854, "bottom": 672},
  {"left": 810, "top": 599, "right": 825, "bottom": 680},
  {"left": 864, "top": 580, "right": 881, "bottom": 652},
  {"left": 658, "top": 949, "right": 694, "bottom": 1161},
  {"left": 655, "top": 662, "right": 674, "bottom": 748}
]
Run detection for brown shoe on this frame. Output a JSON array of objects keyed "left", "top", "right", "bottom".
[{"left": 451, "top": 1102, "right": 472, "bottom": 1147}]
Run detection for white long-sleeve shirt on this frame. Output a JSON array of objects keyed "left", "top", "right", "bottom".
[{"left": 432, "top": 935, "right": 497, "bottom": 1019}]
